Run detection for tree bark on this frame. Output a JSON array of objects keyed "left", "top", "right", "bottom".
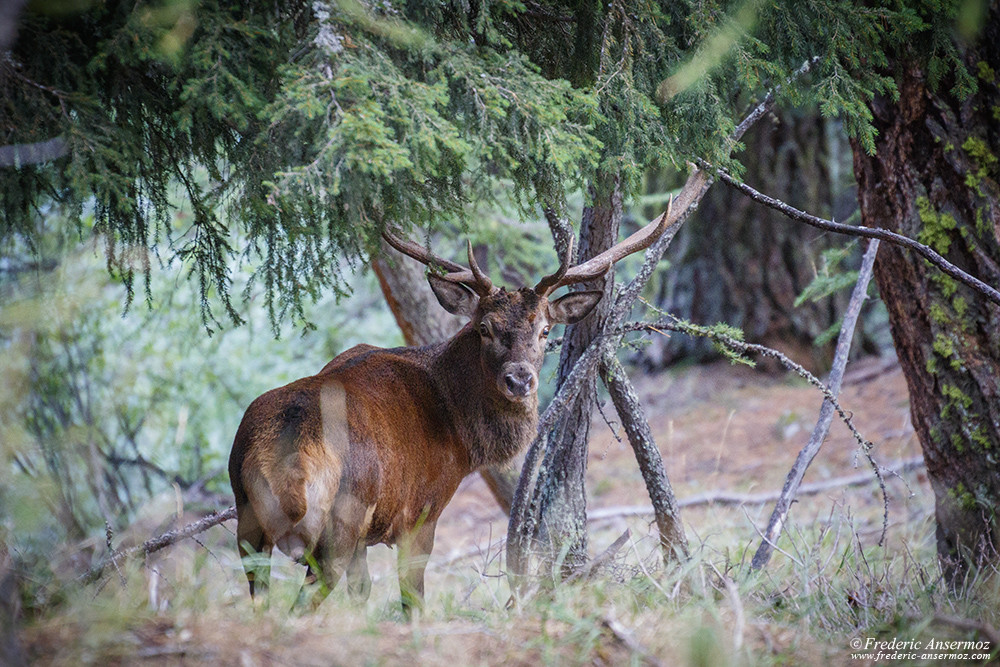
[
  {"left": 523, "top": 173, "right": 622, "bottom": 572},
  {"left": 851, "top": 16, "right": 1000, "bottom": 582},
  {"left": 644, "top": 110, "right": 874, "bottom": 371},
  {"left": 373, "top": 239, "right": 521, "bottom": 513}
]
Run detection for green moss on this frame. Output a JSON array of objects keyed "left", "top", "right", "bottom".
[
  {"left": 928, "top": 302, "right": 951, "bottom": 326},
  {"left": 931, "top": 332, "right": 964, "bottom": 371},
  {"left": 970, "top": 424, "right": 992, "bottom": 450},
  {"left": 940, "top": 382, "right": 975, "bottom": 423},
  {"left": 975, "top": 207, "right": 990, "bottom": 237},
  {"left": 951, "top": 431, "right": 966, "bottom": 453},
  {"left": 952, "top": 295, "right": 968, "bottom": 318},
  {"left": 932, "top": 333, "right": 955, "bottom": 359},
  {"left": 942, "top": 383, "right": 973, "bottom": 410},
  {"left": 962, "top": 135, "right": 998, "bottom": 194},
  {"left": 926, "top": 356, "right": 939, "bottom": 374},
  {"left": 949, "top": 483, "right": 978, "bottom": 511},
  {"left": 930, "top": 271, "right": 959, "bottom": 299},
  {"left": 916, "top": 196, "right": 957, "bottom": 254},
  {"left": 978, "top": 61, "right": 997, "bottom": 84}
]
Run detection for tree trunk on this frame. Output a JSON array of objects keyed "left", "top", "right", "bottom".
[
  {"left": 373, "top": 240, "right": 520, "bottom": 513},
  {"left": 851, "top": 18, "right": 1000, "bottom": 582},
  {"left": 525, "top": 174, "right": 622, "bottom": 572},
  {"left": 644, "top": 109, "right": 875, "bottom": 371}
]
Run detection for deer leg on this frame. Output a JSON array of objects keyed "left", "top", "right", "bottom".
[
  {"left": 397, "top": 517, "right": 436, "bottom": 618},
  {"left": 292, "top": 539, "right": 343, "bottom": 611},
  {"left": 346, "top": 541, "right": 371, "bottom": 602},
  {"left": 236, "top": 506, "right": 272, "bottom": 601}
]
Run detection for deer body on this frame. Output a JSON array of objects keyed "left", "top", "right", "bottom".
[{"left": 229, "top": 205, "right": 672, "bottom": 612}]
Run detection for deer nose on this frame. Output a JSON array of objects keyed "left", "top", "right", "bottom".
[{"left": 503, "top": 367, "right": 536, "bottom": 397}]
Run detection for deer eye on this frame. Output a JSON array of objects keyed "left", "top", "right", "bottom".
[
  {"left": 479, "top": 322, "right": 491, "bottom": 337},
  {"left": 541, "top": 325, "right": 551, "bottom": 338}
]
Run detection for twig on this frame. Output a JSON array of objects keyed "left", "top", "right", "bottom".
[
  {"left": 932, "top": 613, "right": 1000, "bottom": 646},
  {"left": 587, "top": 457, "right": 924, "bottom": 521},
  {"left": 81, "top": 506, "right": 237, "bottom": 585},
  {"left": 712, "top": 167, "right": 1000, "bottom": 307},
  {"left": 601, "top": 614, "right": 664, "bottom": 667},
  {"left": 751, "top": 238, "right": 881, "bottom": 571},
  {"left": 631, "top": 308, "right": 884, "bottom": 500},
  {"left": 566, "top": 529, "right": 631, "bottom": 583}
]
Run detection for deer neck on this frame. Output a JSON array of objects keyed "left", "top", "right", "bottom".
[{"left": 431, "top": 324, "right": 539, "bottom": 469}]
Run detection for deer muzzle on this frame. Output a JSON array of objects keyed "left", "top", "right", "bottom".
[{"left": 501, "top": 363, "right": 537, "bottom": 401}]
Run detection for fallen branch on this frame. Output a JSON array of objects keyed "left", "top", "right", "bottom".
[
  {"left": 587, "top": 457, "right": 924, "bottom": 522},
  {"left": 81, "top": 505, "right": 236, "bottom": 585},
  {"left": 751, "top": 238, "right": 881, "bottom": 571}
]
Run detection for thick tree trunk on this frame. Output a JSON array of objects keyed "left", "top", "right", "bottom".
[
  {"left": 645, "top": 110, "right": 873, "bottom": 371},
  {"left": 525, "top": 174, "right": 622, "bottom": 571},
  {"left": 373, "top": 241, "right": 520, "bottom": 513},
  {"left": 851, "top": 19, "right": 1000, "bottom": 582}
]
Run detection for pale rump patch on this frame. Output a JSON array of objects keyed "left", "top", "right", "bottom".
[
  {"left": 246, "top": 381, "right": 351, "bottom": 561},
  {"left": 320, "top": 381, "right": 350, "bottom": 460}
]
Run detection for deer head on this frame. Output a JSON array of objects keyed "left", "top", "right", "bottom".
[{"left": 382, "top": 199, "right": 671, "bottom": 403}]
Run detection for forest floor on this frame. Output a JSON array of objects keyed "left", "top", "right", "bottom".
[{"left": 21, "top": 356, "right": 999, "bottom": 666}]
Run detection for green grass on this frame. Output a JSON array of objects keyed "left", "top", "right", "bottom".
[{"left": 17, "top": 483, "right": 1000, "bottom": 666}]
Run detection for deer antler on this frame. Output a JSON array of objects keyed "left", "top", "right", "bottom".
[
  {"left": 382, "top": 229, "right": 495, "bottom": 296},
  {"left": 534, "top": 237, "right": 573, "bottom": 296},
  {"left": 534, "top": 197, "right": 674, "bottom": 297}
]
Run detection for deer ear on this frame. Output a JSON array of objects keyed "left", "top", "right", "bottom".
[
  {"left": 428, "top": 274, "right": 479, "bottom": 317},
  {"left": 548, "top": 290, "right": 603, "bottom": 324}
]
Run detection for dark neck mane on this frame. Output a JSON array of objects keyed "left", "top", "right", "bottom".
[{"left": 430, "top": 324, "right": 539, "bottom": 469}]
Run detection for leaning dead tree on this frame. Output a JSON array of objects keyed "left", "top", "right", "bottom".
[
  {"left": 506, "top": 61, "right": 792, "bottom": 578},
  {"left": 751, "top": 238, "right": 880, "bottom": 570}
]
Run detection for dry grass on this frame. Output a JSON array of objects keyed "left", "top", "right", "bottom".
[{"left": 18, "top": 359, "right": 1000, "bottom": 665}]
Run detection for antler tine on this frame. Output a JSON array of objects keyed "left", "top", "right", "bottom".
[
  {"left": 534, "top": 237, "right": 573, "bottom": 297},
  {"left": 466, "top": 240, "right": 494, "bottom": 296},
  {"left": 548, "top": 196, "right": 675, "bottom": 291},
  {"left": 382, "top": 228, "right": 495, "bottom": 295}
]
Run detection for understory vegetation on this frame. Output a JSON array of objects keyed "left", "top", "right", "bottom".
[{"left": 20, "top": 476, "right": 999, "bottom": 665}]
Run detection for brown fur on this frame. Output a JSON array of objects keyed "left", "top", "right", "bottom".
[{"left": 229, "top": 284, "right": 602, "bottom": 612}]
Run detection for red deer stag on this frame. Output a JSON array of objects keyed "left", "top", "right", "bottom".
[{"left": 228, "top": 216, "right": 668, "bottom": 613}]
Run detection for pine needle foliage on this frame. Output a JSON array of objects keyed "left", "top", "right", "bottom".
[{"left": 0, "top": 0, "right": 982, "bottom": 328}]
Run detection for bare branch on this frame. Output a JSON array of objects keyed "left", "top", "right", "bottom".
[
  {"left": 751, "top": 239, "right": 881, "bottom": 570},
  {"left": 507, "top": 339, "right": 604, "bottom": 576},
  {"left": 600, "top": 356, "right": 688, "bottom": 563},
  {"left": 712, "top": 167, "right": 1000, "bottom": 307},
  {"left": 81, "top": 506, "right": 236, "bottom": 585},
  {"left": 627, "top": 307, "right": 886, "bottom": 510},
  {"left": 588, "top": 457, "right": 924, "bottom": 521}
]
